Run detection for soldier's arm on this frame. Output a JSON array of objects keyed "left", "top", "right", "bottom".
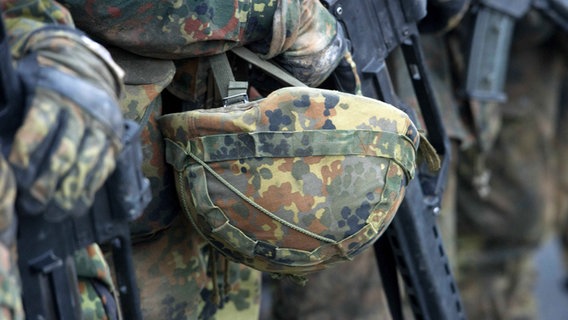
[{"left": 2, "top": 0, "right": 122, "bottom": 311}]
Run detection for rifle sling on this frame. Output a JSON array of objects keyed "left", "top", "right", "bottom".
[{"left": 230, "top": 46, "right": 308, "bottom": 88}]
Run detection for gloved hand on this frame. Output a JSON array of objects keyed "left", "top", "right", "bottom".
[
  {"left": 8, "top": 26, "right": 125, "bottom": 221},
  {"left": 255, "top": 0, "right": 348, "bottom": 87},
  {"left": 0, "top": 154, "right": 23, "bottom": 320}
]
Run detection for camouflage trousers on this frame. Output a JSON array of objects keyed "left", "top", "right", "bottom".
[
  {"left": 378, "top": 24, "right": 568, "bottom": 320},
  {"left": 77, "top": 225, "right": 262, "bottom": 320},
  {"left": 261, "top": 248, "right": 392, "bottom": 320},
  {"left": 457, "top": 242, "right": 538, "bottom": 320},
  {"left": 456, "top": 38, "right": 568, "bottom": 320},
  {"left": 127, "top": 215, "right": 261, "bottom": 320}
]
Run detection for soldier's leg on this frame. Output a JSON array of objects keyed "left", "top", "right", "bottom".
[
  {"left": 457, "top": 241, "right": 537, "bottom": 320},
  {"left": 456, "top": 35, "right": 565, "bottom": 320},
  {"left": 555, "top": 69, "right": 568, "bottom": 285},
  {"left": 265, "top": 248, "right": 391, "bottom": 320}
]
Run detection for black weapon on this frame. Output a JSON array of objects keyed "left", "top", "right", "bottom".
[
  {"left": 464, "top": 0, "right": 531, "bottom": 104},
  {"left": 321, "top": 1, "right": 465, "bottom": 319},
  {"left": 454, "top": 0, "right": 531, "bottom": 154},
  {"left": 460, "top": 0, "right": 567, "bottom": 152},
  {"left": 533, "top": 0, "right": 568, "bottom": 32},
  {"left": 0, "top": 15, "right": 150, "bottom": 320}
]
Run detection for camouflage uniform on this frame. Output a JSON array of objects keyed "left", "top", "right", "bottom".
[
  {"left": 0, "top": 154, "right": 23, "bottom": 320},
  {"left": 264, "top": 249, "right": 392, "bottom": 320},
  {"left": 392, "top": 4, "right": 568, "bottom": 319},
  {"left": 3, "top": 1, "right": 126, "bottom": 317},
  {"left": 387, "top": 4, "right": 568, "bottom": 319},
  {"left": 453, "top": 10, "right": 568, "bottom": 320},
  {"left": 3, "top": 0, "right": 346, "bottom": 319}
]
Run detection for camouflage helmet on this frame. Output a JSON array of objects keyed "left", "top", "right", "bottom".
[{"left": 158, "top": 87, "right": 420, "bottom": 276}]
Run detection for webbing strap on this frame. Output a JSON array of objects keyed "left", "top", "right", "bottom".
[
  {"left": 231, "top": 47, "right": 308, "bottom": 88},
  {"left": 208, "top": 53, "right": 248, "bottom": 105},
  {"left": 209, "top": 47, "right": 308, "bottom": 106},
  {"left": 209, "top": 52, "right": 236, "bottom": 98},
  {"left": 187, "top": 130, "right": 416, "bottom": 180}
]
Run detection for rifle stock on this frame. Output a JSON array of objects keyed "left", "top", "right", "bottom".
[{"left": 322, "top": 0, "right": 465, "bottom": 319}]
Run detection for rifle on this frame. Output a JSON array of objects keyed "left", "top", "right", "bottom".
[
  {"left": 464, "top": 0, "right": 531, "bottom": 104},
  {"left": 533, "top": 0, "right": 568, "bottom": 32},
  {"left": 320, "top": 1, "right": 465, "bottom": 319},
  {"left": 459, "top": 0, "right": 568, "bottom": 154},
  {"left": 0, "top": 16, "right": 150, "bottom": 320},
  {"left": 457, "top": 0, "right": 531, "bottom": 155}
]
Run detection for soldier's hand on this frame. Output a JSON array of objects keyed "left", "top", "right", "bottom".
[{"left": 8, "top": 27, "right": 125, "bottom": 221}]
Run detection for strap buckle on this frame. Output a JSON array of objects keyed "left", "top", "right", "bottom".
[{"left": 222, "top": 92, "right": 249, "bottom": 107}]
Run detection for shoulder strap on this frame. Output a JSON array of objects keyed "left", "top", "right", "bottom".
[
  {"left": 230, "top": 47, "right": 308, "bottom": 88},
  {"left": 208, "top": 52, "right": 249, "bottom": 106},
  {"left": 209, "top": 47, "right": 308, "bottom": 106}
]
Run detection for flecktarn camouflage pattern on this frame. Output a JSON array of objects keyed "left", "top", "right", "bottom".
[
  {"left": 0, "top": 155, "right": 23, "bottom": 320},
  {"left": 75, "top": 244, "right": 119, "bottom": 320},
  {"left": 159, "top": 87, "right": 421, "bottom": 275}
]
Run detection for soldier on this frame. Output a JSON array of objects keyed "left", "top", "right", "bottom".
[
  {"left": 395, "top": 2, "right": 568, "bottom": 318},
  {"left": 1, "top": 0, "right": 351, "bottom": 318},
  {"left": 449, "top": 6, "right": 568, "bottom": 319}
]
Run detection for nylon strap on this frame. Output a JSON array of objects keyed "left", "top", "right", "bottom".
[
  {"left": 209, "top": 47, "right": 308, "bottom": 105},
  {"left": 185, "top": 129, "right": 417, "bottom": 180},
  {"left": 209, "top": 52, "right": 235, "bottom": 98},
  {"left": 231, "top": 47, "right": 308, "bottom": 88},
  {"left": 208, "top": 52, "right": 248, "bottom": 105}
]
